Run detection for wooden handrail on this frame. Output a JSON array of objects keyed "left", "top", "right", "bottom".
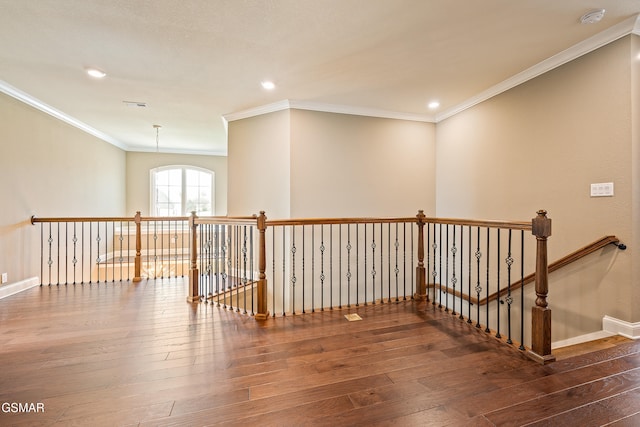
[
  {"left": 266, "top": 216, "right": 531, "bottom": 229},
  {"left": 431, "top": 235, "right": 623, "bottom": 306},
  {"left": 31, "top": 215, "right": 194, "bottom": 223}
]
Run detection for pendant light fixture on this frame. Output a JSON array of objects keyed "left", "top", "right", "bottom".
[{"left": 153, "top": 124, "right": 162, "bottom": 152}]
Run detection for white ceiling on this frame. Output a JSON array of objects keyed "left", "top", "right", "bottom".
[{"left": 1, "top": 0, "right": 639, "bottom": 155}]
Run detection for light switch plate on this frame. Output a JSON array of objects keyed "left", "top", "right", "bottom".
[{"left": 590, "top": 182, "right": 614, "bottom": 197}]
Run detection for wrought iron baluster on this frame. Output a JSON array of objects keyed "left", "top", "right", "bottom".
[
  {"left": 426, "top": 222, "right": 430, "bottom": 303},
  {"left": 302, "top": 225, "right": 306, "bottom": 313},
  {"left": 242, "top": 225, "right": 248, "bottom": 314},
  {"left": 82, "top": 223, "right": 86, "bottom": 284},
  {"left": 370, "top": 223, "right": 376, "bottom": 305},
  {"left": 221, "top": 225, "right": 228, "bottom": 308},
  {"left": 291, "top": 225, "right": 297, "bottom": 314},
  {"left": 496, "top": 229, "right": 501, "bottom": 339},
  {"left": 271, "top": 226, "right": 276, "bottom": 316},
  {"left": 281, "top": 226, "right": 286, "bottom": 315},
  {"left": 467, "top": 225, "right": 472, "bottom": 323},
  {"left": 64, "top": 222, "right": 68, "bottom": 285},
  {"left": 363, "top": 223, "right": 367, "bottom": 305},
  {"left": 153, "top": 221, "right": 158, "bottom": 279},
  {"left": 356, "top": 224, "right": 359, "bottom": 306},
  {"left": 250, "top": 225, "right": 254, "bottom": 316},
  {"left": 403, "top": 222, "right": 407, "bottom": 300},
  {"left": 459, "top": 225, "right": 465, "bottom": 320},
  {"left": 444, "top": 224, "right": 449, "bottom": 311},
  {"left": 380, "top": 222, "right": 384, "bottom": 304},
  {"left": 519, "top": 230, "right": 525, "bottom": 351},
  {"left": 174, "top": 220, "right": 179, "bottom": 279},
  {"left": 330, "top": 224, "right": 333, "bottom": 310},
  {"left": 394, "top": 223, "right": 399, "bottom": 302},
  {"left": 432, "top": 223, "right": 438, "bottom": 305},
  {"left": 346, "top": 224, "right": 351, "bottom": 308},
  {"left": 320, "top": 225, "right": 325, "bottom": 311},
  {"left": 72, "top": 222, "right": 78, "bottom": 284},
  {"left": 475, "top": 227, "right": 482, "bottom": 328},
  {"left": 339, "top": 224, "right": 342, "bottom": 309},
  {"left": 388, "top": 223, "right": 391, "bottom": 303},
  {"left": 505, "top": 229, "right": 513, "bottom": 344},
  {"left": 214, "top": 224, "right": 220, "bottom": 300},
  {"left": 485, "top": 228, "right": 490, "bottom": 333},
  {"left": 451, "top": 225, "right": 457, "bottom": 316},
  {"left": 96, "top": 222, "right": 102, "bottom": 283},
  {"left": 311, "top": 225, "right": 315, "bottom": 313},
  {"left": 438, "top": 224, "right": 443, "bottom": 308},
  {"left": 47, "top": 223, "right": 52, "bottom": 285},
  {"left": 236, "top": 225, "right": 241, "bottom": 312},
  {"left": 57, "top": 222, "right": 60, "bottom": 285}
]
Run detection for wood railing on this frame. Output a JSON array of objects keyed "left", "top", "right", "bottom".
[
  {"left": 183, "top": 209, "right": 556, "bottom": 363},
  {"left": 462, "top": 235, "right": 623, "bottom": 306},
  {"left": 34, "top": 210, "right": 625, "bottom": 364},
  {"left": 31, "top": 213, "right": 190, "bottom": 284}
]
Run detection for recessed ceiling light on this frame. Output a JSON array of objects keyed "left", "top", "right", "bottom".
[
  {"left": 428, "top": 101, "right": 440, "bottom": 110},
  {"left": 261, "top": 81, "right": 276, "bottom": 90},
  {"left": 85, "top": 67, "right": 106, "bottom": 78},
  {"left": 580, "top": 9, "right": 605, "bottom": 24}
]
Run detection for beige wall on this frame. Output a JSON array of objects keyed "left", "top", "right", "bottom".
[
  {"left": 227, "top": 109, "right": 435, "bottom": 220},
  {"left": 227, "top": 110, "right": 291, "bottom": 218},
  {"left": 290, "top": 110, "right": 435, "bottom": 218},
  {"left": 0, "top": 92, "right": 126, "bottom": 284},
  {"left": 632, "top": 35, "right": 640, "bottom": 323},
  {"left": 125, "top": 152, "right": 228, "bottom": 216},
  {"left": 436, "top": 36, "right": 635, "bottom": 337}
]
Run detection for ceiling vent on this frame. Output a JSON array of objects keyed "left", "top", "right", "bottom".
[{"left": 123, "top": 101, "right": 148, "bottom": 108}]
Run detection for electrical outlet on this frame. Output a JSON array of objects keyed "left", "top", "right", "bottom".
[
  {"left": 1, "top": 273, "right": 7, "bottom": 284},
  {"left": 590, "top": 182, "right": 614, "bottom": 197}
]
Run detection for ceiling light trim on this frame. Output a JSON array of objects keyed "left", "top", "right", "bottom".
[
  {"left": 0, "top": 79, "right": 128, "bottom": 150},
  {"left": 436, "top": 13, "right": 640, "bottom": 122}
]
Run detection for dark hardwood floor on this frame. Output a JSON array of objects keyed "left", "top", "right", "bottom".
[{"left": 1, "top": 279, "right": 639, "bottom": 426}]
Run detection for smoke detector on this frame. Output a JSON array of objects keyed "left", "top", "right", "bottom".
[{"left": 580, "top": 9, "right": 605, "bottom": 24}]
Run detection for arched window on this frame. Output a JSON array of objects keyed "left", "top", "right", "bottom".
[{"left": 150, "top": 166, "right": 214, "bottom": 216}]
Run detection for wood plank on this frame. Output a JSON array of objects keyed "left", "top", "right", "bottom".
[{"left": 1, "top": 278, "right": 640, "bottom": 426}]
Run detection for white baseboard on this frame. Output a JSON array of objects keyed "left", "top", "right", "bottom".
[
  {"left": 0, "top": 277, "right": 39, "bottom": 300},
  {"left": 552, "top": 330, "right": 616, "bottom": 349},
  {"left": 603, "top": 315, "right": 640, "bottom": 340}
]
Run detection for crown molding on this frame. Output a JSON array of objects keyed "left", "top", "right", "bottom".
[
  {"left": 436, "top": 13, "right": 640, "bottom": 122},
  {"left": 224, "top": 99, "right": 435, "bottom": 123},
  {"left": 222, "top": 100, "right": 292, "bottom": 122},
  {"left": 125, "top": 145, "right": 228, "bottom": 157},
  {"left": 288, "top": 100, "right": 435, "bottom": 123},
  {"left": 0, "top": 79, "right": 129, "bottom": 150}
]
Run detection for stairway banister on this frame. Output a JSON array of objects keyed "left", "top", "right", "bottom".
[
  {"left": 187, "top": 211, "right": 199, "bottom": 303},
  {"left": 255, "top": 211, "right": 269, "bottom": 320},
  {"left": 529, "top": 210, "right": 555, "bottom": 364}
]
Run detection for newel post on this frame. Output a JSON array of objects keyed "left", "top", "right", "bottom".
[
  {"left": 133, "top": 211, "right": 142, "bottom": 282},
  {"left": 255, "top": 211, "right": 270, "bottom": 320},
  {"left": 529, "top": 210, "right": 555, "bottom": 364},
  {"left": 187, "top": 211, "right": 200, "bottom": 303},
  {"left": 414, "top": 210, "right": 427, "bottom": 301}
]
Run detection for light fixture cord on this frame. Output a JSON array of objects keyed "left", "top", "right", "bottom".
[{"left": 156, "top": 126, "right": 159, "bottom": 152}]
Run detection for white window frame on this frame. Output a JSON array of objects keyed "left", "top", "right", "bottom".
[{"left": 150, "top": 165, "right": 215, "bottom": 216}]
